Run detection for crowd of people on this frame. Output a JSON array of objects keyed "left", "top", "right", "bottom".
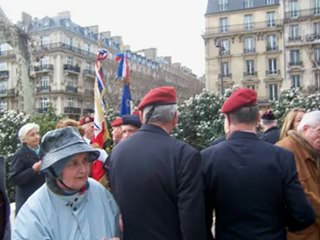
[{"left": 0, "top": 86, "right": 319, "bottom": 240}]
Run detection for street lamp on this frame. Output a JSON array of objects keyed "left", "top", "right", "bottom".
[{"left": 216, "top": 41, "right": 225, "bottom": 95}]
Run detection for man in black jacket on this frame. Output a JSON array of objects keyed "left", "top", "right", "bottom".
[
  {"left": 202, "top": 88, "right": 315, "bottom": 240},
  {"left": 260, "top": 109, "right": 280, "bottom": 144},
  {"left": 109, "top": 86, "right": 207, "bottom": 240}
]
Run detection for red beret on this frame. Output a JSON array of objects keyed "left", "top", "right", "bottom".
[
  {"left": 79, "top": 115, "right": 94, "bottom": 126},
  {"left": 138, "top": 86, "right": 177, "bottom": 110},
  {"left": 221, "top": 88, "right": 257, "bottom": 113},
  {"left": 111, "top": 117, "right": 123, "bottom": 127}
]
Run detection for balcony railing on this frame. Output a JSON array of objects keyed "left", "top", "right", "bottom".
[
  {"left": 219, "top": 50, "right": 230, "bottom": 56},
  {"left": 244, "top": 71, "right": 257, "bottom": 77},
  {"left": 288, "top": 36, "right": 302, "bottom": 42},
  {"left": 244, "top": 48, "right": 256, "bottom": 54},
  {"left": 63, "top": 64, "right": 80, "bottom": 73},
  {"left": 205, "top": 20, "right": 282, "bottom": 36},
  {"left": 84, "top": 89, "right": 94, "bottom": 96},
  {"left": 37, "top": 108, "right": 48, "bottom": 113},
  {"left": 36, "top": 86, "right": 51, "bottom": 93},
  {"left": 64, "top": 107, "right": 81, "bottom": 114},
  {"left": 0, "top": 50, "right": 15, "bottom": 58},
  {"left": 266, "top": 46, "right": 278, "bottom": 52},
  {"left": 266, "top": 70, "right": 280, "bottom": 75},
  {"left": 289, "top": 61, "right": 303, "bottom": 67},
  {"left": 34, "top": 64, "right": 54, "bottom": 72},
  {"left": 83, "top": 69, "right": 95, "bottom": 76},
  {"left": 218, "top": 73, "right": 232, "bottom": 78},
  {"left": 306, "top": 33, "right": 320, "bottom": 42},
  {"left": 285, "top": 8, "right": 320, "bottom": 20},
  {"left": 0, "top": 70, "right": 9, "bottom": 78},
  {"left": 66, "top": 86, "right": 78, "bottom": 93},
  {"left": 83, "top": 108, "right": 94, "bottom": 115}
]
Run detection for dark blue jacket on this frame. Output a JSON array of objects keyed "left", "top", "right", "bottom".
[
  {"left": 201, "top": 131, "right": 315, "bottom": 240},
  {"left": 0, "top": 156, "right": 10, "bottom": 240},
  {"left": 8, "top": 144, "right": 45, "bottom": 215},
  {"left": 260, "top": 126, "right": 280, "bottom": 144},
  {"left": 109, "top": 124, "right": 207, "bottom": 240}
]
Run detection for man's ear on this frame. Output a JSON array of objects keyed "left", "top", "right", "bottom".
[{"left": 139, "top": 110, "right": 144, "bottom": 124}]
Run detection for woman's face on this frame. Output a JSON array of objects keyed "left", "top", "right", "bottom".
[
  {"left": 293, "top": 112, "right": 304, "bottom": 130},
  {"left": 24, "top": 128, "right": 40, "bottom": 148},
  {"left": 59, "top": 153, "right": 90, "bottom": 190}
]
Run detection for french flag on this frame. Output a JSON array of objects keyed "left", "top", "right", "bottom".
[{"left": 115, "top": 53, "right": 129, "bottom": 80}]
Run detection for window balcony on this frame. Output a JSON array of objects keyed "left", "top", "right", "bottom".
[
  {"left": 285, "top": 8, "right": 320, "bottom": 20},
  {"left": 36, "top": 86, "right": 51, "bottom": 93},
  {"left": 83, "top": 69, "right": 95, "bottom": 76},
  {"left": 244, "top": 71, "right": 257, "bottom": 77},
  {"left": 84, "top": 89, "right": 94, "bottom": 96},
  {"left": 0, "top": 50, "right": 15, "bottom": 59},
  {"left": 266, "top": 46, "right": 278, "bottom": 52},
  {"left": 63, "top": 64, "right": 80, "bottom": 73},
  {"left": 306, "top": 33, "right": 320, "bottom": 42},
  {"left": 244, "top": 48, "right": 256, "bottom": 54},
  {"left": 83, "top": 108, "right": 94, "bottom": 115},
  {"left": 64, "top": 107, "right": 81, "bottom": 114},
  {"left": 289, "top": 61, "right": 303, "bottom": 67},
  {"left": 218, "top": 73, "right": 232, "bottom": 78},
  {"left": 266, "top": 70, "right": 280, "bottom": 75},
  {"left": 0, "top": 70, "right": 9, "bottom": 78},
  {"left": 219, "top": 50, "right": 230, "bottom": 56},
  {"left": 34, "top": 64, "right": 54, "bottom": 72},
  {"left": 37, "top": 108, "right": 48, "bottom": 113},
  {"left": 66, "top": 86, "right": 78, "bottom": 93},
  {"left": 288, "top": 36, "right": 302, "bottom": 42}
]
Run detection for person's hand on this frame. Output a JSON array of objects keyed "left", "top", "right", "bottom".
[{"left": 32, "top": 160, "right": 42, "bottom": 172}]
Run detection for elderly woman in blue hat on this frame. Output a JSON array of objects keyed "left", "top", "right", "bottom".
[{"left": 12, "top": 127, "right": 122, "bottom": 240}]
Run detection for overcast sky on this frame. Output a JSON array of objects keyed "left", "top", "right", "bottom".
[{"left": 1, "top": 0, "right": 207, "bottom": 77}]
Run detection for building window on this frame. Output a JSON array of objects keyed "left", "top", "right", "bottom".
[
  {"left": 40, "top": 97, "right": 49, "bottom": 110},
  {"left": 291, "top": 75, "right": 301, "bottom": 87},
  {"left": 267, "top": 12, "right": 276, "bottom": 27},
  {"left": 266, "top": 0, "right": 275, "bottom": 5},
  {"left": 221, "top": 62, "right": 229, "bottom": 77},
  {"left": 244, "top": 14, "right": 253, "bottom": 30},
  {"left": 315, "top": 48, "right": 320, "bottom": 64},
  {"left": 266, "top": 34, "right": 277, "bottom": 51},
  {"left": 218, "top": 0, "right": 228, "bottom": 11},
  {"left": 220, "top": 39, "right": 230, "bottom": 55},
  {"left": 269, "top": 84, "right": 278, "bottom": 100},
  {"left": 290, "top": 49, "right": 300, "bottom": 65},
  {"left": 244, "top": 37, "right": 255, "bottom": 53},
  {"left": 0, "top": 101, "right": 7, "bottom": 111},
  {"left": 65, "top": 56, "right": 73, "bottom": 65},
  {"left": 40, "top": 56, "right": 49, "bottom": 66},
  {"left": 246, "top": 85, "right": 256, "bottom": 90},
  {"left": 0, "top": 80, "right": 7, "bottom": 94},
  {"left": 315, "top": 73, "right": 320, "bottom": 86},
  {"left": 67, "top": 98, "right": 75, "bottom": 108},
  {"left": 220, "top": 17, "right": 228, "bottom": 32},
  {"left": 289, "top": 24, "right": 300, "bottom": 41},
  {"left": 243, "top": 0, "right": 253, "bottom": 8},
  {"left": 40, "top": 76, "right": 49, "bottom": 91},
  {"left": 314, "top": 0, "right": 320, "bottom": 15},
  {"left": 245, "top": 60, "right": 255, "bottom": 75},
  {"left": 268, "top": 58, "right": 277, "bottom": 74},
  {"left": 314, "top": 22, "right": 320, "bottom": 35},
  {"left": 289, "top": 0, "right": 299, "bottom": 18}
]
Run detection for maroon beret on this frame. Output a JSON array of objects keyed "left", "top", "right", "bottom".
[
  {"left": 138, "top": 86, "right": 177, "bottom": 110},
  {"left": 79, "top": 115, "right": 94, "bottom": 126},
  {"left": 111, "top": 117, "right": 123, "bottom": 127},
  {"left": 221, "top": 88, "right": 257, "bottom": 113}
]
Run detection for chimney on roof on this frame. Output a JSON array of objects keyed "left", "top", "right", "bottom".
[{"left": 58, "top": 11, "right": 71, "bottom": 20}]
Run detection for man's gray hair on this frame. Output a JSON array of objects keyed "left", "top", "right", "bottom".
[
  {"left": 142, "top": 104, "right": 177, "bottom": 124},
  {"left": 297, "top": 110, "right": 320, "bottom": 133}
]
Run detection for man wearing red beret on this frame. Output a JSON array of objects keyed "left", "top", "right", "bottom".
[
  {"left": 108, "top": 86, "right": 207, "bottom": 240},
  {"left": 111, "top": 117, "right": 123, "bottom": 145},
  {"left": 79, "top": 115, "right": 94, "bottom": 144},
  {"left": 201, "top": 88, "right": 314, "bottom": 240}
]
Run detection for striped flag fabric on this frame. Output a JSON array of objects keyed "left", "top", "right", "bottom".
[
  {"left": 91, "top": 49, "right": 110, "bottom": 148},
  {"left": 115, "top": 53, "right": 129, "bottom": 80}
]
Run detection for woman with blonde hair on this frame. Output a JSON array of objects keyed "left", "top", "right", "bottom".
[{"left": 279, "top": 108, "right": 305, "bottom": 140}]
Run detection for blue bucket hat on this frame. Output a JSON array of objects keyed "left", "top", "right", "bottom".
[{"left": 40, "top": 127, "right": 99, "bottom": 171}]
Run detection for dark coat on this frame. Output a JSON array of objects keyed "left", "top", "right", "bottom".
[
  {"left": 8, "top": 144, "right": 45, "bottom": 215},
  {"left": 260, "top": 126, "right": 280, "bottom": 144},
  {"left": 0, "top": 156, "right": 11, "bottom": 240},
  {"left": 109, "top": 124, "right": 207, "bottom": 240},
  {"left": 201, "top": 131, "right": 315, "bottom": 240}
]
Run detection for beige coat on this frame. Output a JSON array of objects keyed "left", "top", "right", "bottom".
[{"left": 277, "top": 132, "right": 320, "bottom": 240}]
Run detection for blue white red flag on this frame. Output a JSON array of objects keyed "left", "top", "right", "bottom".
[
  {"left": 120, "top": 84, "right": 132, "bottom": 116},
  {"left": 92, "top": 49, "right": 110, "bottom": 148},
  {"left": 115, "top": 53, "right": 129, "bottom": 80}
]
